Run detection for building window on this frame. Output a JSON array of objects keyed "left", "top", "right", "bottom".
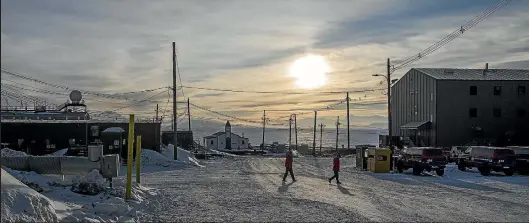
[
  {"left": 493, "top": 108, "right": 502, "bottom": 118},
  {"left": 470, "top": 86, "right": 477, "bottom": 95},
  {"left": 469, "top": 108, "right": 477, "bottom": 118},
  {"left": 91, "top": 126, "right": 100, "bottom": 137},
  {"left": 211, "top": 140, "right": 214, "bottom": 145},
  {"left": 518, "top": 86, "right": 526, "bottom": 96},
  {"left": 493, "top": 86, "right": 502, "bottom": 95},
  {"left": 242, "top": 140, "right": 245, "bottom": 145},
  {"left": 518, "top": 109, "right": 526, "bottom": 118}
]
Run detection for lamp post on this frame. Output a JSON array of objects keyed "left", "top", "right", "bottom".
[{"left": 372, "top": 73, "right": 398, "bottom": 148}]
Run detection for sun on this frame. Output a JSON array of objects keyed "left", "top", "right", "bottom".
[{"left": 289, "top": 54, "right": 331, "bottom": 89}]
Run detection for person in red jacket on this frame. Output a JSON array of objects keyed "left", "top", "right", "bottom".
[
  {"left": 283, "top": 151, "right": 296, "bottom": 182},
  {"left": 328, "top": 154, "right": 342, "bottom": 184}
]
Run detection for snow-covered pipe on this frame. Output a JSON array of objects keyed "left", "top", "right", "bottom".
[{"left": 1, "top": 155, "right": 120, "bottom": 178}]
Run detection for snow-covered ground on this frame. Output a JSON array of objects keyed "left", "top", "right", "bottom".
[
  {"left": 208, "top": 149, "right": 239, "bottom": 157},
  {"left": 1, "top": 167, "right": 158, "bottom": 223},
  {"left": 1, "top": 147, "right": 202, "bottom": 222},
  {"left": 161, "top": 144, "right": 203, "bottom": 167},
  {"left": 139, "top": 156, "right": 529, "bottom": 222},
  {"left": 3, "top": 146, "right": 528, "bottom": 222}
]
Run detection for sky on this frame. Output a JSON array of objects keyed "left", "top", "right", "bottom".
[{"left": 1, "top": 0, "right": 529, "bottom": 129}]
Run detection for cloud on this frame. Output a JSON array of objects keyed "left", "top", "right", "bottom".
[
  {"left": 494, "top": 60, "right": 529, "bottom": 69},
  {"left": 2, "top": 0, "right": 528, "bottom": 127}
]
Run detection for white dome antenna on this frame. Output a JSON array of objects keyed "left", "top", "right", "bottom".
[{"left": 69, "top": 90, "right": 83, "bottom": 104}]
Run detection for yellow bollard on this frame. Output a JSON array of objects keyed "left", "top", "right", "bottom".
[
  {"left": 125, "top": 114, "right": 135, "bottom": 200},
  {"left": 135, "top": 135, "right": 142, "bottom": 184}
]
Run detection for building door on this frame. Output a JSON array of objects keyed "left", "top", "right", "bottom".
[{"left": 226, "top": 137, "right": 231, "bottom": 150}]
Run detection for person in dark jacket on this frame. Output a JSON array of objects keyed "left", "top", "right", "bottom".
[
  {"left": 283, "top": 151, "right": 296, "bottom": 182},
  {"left": 328, "top": 154, "right": 341, "bottom": 184}
]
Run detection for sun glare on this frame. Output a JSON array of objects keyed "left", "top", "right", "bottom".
[{"left": 289, "top": 54, "right": 330, "bottom": 89}]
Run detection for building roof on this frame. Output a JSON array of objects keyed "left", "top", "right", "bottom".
[
  {"left": 205, "top": 131, "right": 248, "bottom": 139},
  {"left": 414, "top": 68, "right": 529, "bottom": 81},
  {"left": 401, "top": 121, "right": 431, "bottom": 130},
  {"left": 102, "top": 127, "right": 125, "bottom": 133},
  {"left": 212, "top": 131, "right": 225, "bottom": 137}
]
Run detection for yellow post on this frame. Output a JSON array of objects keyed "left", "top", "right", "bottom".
[
  {"left": 125, "top": 114, "right": 135, "bottom": 200},
  {"left": 135, "top": 135, "right": 142, "bottom": 184}
]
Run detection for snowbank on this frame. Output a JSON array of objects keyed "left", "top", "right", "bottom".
[
  {"left": 102, "top": 127, "right": 125, "bottom": 133},
  {"left": 262, "top": 150, "right": 301, "bottom": 158},
  {"left": 291, "top": 150, "right": 303, "bottom": 158},
  {"left": 46, "top": 148, "right": 68, "bottom": 157},
  {"left": 140, "top": 149, "right": 187, "bottom": 167},
  {"left": 1, "top": 169, "right": 58, "bottom": 223},
  {"left": 163, "top": 145, "right": 203, "bottom": 167},
  {"left": 2, "top": 168, "right": 158, "bottom": 222},
  {"left": 1, "top": 148, "right": 28, "bottom": 157},
  {"left": 209, "top": 149, "right": 239, "bottom": 157}
]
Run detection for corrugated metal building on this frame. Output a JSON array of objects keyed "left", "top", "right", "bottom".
[
  {"left": 1, "top": 120, "right": 161, "bottom": 155},
  {"left": 391, "top": 68, "right": 529, "bottom": 147}
]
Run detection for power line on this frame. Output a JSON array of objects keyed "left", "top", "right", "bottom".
[
  {"left": 391, "top": 0, "right": 513, "bottom": 72},
  {"left": 178, "top": 85, "right": 383, "bottom": 95},
  {"left": 1, "top": 69, "right": 171, "bottom": 99},
  {"left": 174, "top": 47, "right": 186, "bottom": 98},
  {"left": 91, "top": 90, "right": 169, "bottom": 114}
]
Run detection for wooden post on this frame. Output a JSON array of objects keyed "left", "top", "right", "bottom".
[
  {"left": 289, "top": 115, "right": 292, "bottom": 151},
  {"left": 312, "top": 111, "right": 317, "bottom": 156},
  {"left": 262, "top": 110, "right": 266, "bottom": 151},
  {"left": 125, "top": 114, "right": 135, "bottom": 200},
  {"left": 187, "top": 98, "right": 191, "bottom": 131},
  {"left": 135, "top": 135, "right": 142, "bottom": 184},
  {"left": 335, "top": 116, "right": 340, "bottom": 153},
  {"left": 346, "top": 92, "right": 350, "bottom": 151},
  {"left": 294, "top": 114, "right": 298, "bottom": 151},
  {"left": 319, "top": 123, "right": 325, "bottom": 155},
  {"left": 172, "top": 42, "right": 178, "bottom": 160}
]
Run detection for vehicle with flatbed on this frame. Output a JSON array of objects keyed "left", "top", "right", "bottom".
[
  {"left": 395, "top": 147, "right": 447, "bottom": 176},
  {"left": 507, "top": 146, "right": 529, "bottom": 175},
  {"left": 457, "top": 146, "right": 516, "bottom": 176},
  {"left": 451, "top": 146, "right": 470, "bottom": 163}
]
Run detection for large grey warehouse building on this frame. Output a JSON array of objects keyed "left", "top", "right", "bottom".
[{"left": 391, "top": 67, "right": 529, "bottom": 147}]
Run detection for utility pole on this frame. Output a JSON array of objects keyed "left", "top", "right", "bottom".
[
  {"left": 172, "top": 42, "right": 178, "bottom": 160},
  {"left": 187, "top": 98, "right": 191, "bottom": 131},
  {"left": 387, "top": 58, "right": 392, "bottom": 148},
  {"left": 312, "top": 110, "right": 317, "bottom": 156},
  {"left": 335, "top": 116, "right": 340, "bottom": 153},
  {"left": 155, "top": 103, "right": 159, "bottom": 151},
  {"left": 155, "top": 104, "right": 159, "bottom": 122},
  {"left": 262, "top": 110, "right": 266, "bottom": 152},
  {"left": 288, "top": 115, "right": 292, "bottom": 151},
  {"left": 346, "top": 92, "right": 350, "bottom": 151},
  {"left": 319, "top": 123, "right": 325, "bottom": 155},
  {"left": 294, "top": 114, "right": 298, "bottom": 151}
]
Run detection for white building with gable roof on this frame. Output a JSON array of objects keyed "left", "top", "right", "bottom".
[{"left": 203, "top": 121, "right": 249, "bottom": 150}]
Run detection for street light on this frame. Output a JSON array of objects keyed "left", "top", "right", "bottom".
[{"left": 373, "top": 73, "right": 392, "bottom": 148}]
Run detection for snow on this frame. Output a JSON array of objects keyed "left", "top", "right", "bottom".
[
  {"left": 102, "top": 127, "right": 125, "bottom": 133},
  {"left": 1, "top": 169, "right": 58, "bottom": 223},
  {"left": 163, "top": 144, "right": 203, "bottom": 167},
  {"left": 140, "top": 149, "right": 188, "bottom": 168},
  {"left": 1, "top": 148, "right": 29, "bottom": 157},
  {"left": 71, "top": 170, "right": 107, "bottom": 195},
  {"left": 47, "top": 148, "right": 68, "bottom": 156},
  {"left": 138, "top": 156, "right": 529, "bottom": 222},
  {"left": 262, "top": 150, "right": 302, "bottom": 157},
  {"left": 1, "top": 167, "right": 159, "bottom": 222},
  {"left": 209, "top": 149, "right": 239, "bottom": 157}
]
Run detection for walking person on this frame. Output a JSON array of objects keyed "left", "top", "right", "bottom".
[
  {"left": 329, "top": 154, "right": 341, "bottom": 184},
  {"left": 283, "top": 151, "right": 296, "bottom": 182}
]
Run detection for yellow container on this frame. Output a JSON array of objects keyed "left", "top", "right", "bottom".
[{"left": 367, "top": 148, "right": 391, "bottom": 173}]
